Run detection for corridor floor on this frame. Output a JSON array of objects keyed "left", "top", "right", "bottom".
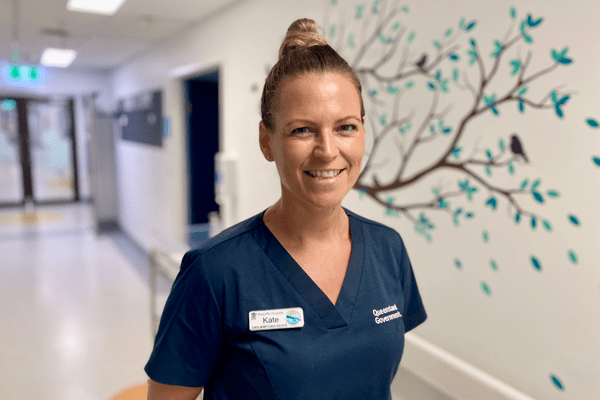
[{"left": 0, "top": 203, "right": 156, "bottom": 400}]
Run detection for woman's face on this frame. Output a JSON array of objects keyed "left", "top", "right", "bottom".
[{"left": 259, "top": 72, "right": 365, "bottom": 211}]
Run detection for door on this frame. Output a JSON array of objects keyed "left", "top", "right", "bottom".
[{"left": 0, "top": 99, "right": 22, "bottom": 205}]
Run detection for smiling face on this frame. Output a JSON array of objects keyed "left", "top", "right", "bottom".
[{"left": 259, "top": 73, "right": 365, "bottom": 212}]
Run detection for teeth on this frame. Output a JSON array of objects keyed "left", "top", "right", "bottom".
[{"left": 306, "top": 169, "right": 343, "bottom": 178}]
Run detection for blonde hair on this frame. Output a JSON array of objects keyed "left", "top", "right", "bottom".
[{"left": 261, "top": 18, "right": 365, "bottom": 132}]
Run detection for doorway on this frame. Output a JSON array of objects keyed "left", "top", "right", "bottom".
[
  {"left": 0, "top": 96, "right": 79, "bottom": 207},
  {"left": 184, "top": 69, "right": 220, "bottom": 247}
]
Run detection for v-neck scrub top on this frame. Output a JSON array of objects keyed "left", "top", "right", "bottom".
[{"left": 145, "top": 209, "right": 427, "bottom": 399}]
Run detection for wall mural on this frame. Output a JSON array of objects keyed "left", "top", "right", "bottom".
[{"left": 322, "top": 0, "right": 598, "bottom": 395}]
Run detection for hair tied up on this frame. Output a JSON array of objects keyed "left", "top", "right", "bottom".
[{"left": 278, "top": 18, "right": 328, "bottom": 60}]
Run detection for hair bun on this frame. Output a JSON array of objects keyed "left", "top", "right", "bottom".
[{"left": 279, "top": 18, "right": 328, "bottom": 60}]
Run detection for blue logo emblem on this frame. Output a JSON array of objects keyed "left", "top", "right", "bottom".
[{"left": 286, "top": 310, "right": 301, "bottom": 325}]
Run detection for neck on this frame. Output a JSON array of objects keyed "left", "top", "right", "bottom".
[{"left": 264, "top": 199, "right": 349, "bottom": 245}]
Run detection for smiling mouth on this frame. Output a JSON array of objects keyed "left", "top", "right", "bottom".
[{"left": 304, "top": 169, "right": 345, "bottom": 179}]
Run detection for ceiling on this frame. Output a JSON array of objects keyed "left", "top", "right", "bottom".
[{"left": 0, "top": 0, "right": 245, "bottom": 72}]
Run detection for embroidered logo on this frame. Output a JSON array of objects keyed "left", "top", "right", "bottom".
[{"left": 373, "top": 304, "right": 402, "bottom": 324}]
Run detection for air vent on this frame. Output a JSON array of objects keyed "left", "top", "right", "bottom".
[{"left": 39, "top": 27, "right": 70, "bottom": 38}]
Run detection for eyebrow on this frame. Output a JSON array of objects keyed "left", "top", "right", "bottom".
[{"left": 284, "top": 115, "right": 362, "bottom": 128}]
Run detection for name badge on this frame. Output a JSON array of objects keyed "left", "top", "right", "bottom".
[{"left": 249, "top": 307, "right": 304, "bottom": 331}]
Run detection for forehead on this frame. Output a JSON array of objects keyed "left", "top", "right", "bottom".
[{"left": 275, "top": 73, "right": 362, "bottom": 120}]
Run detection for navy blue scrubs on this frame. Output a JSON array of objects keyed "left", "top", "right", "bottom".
[{"left": 145, "top": 209, "right": 426, "bottom": 399}]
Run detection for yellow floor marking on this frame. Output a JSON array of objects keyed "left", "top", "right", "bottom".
[{"left": 0, "top": 212, "right": 63, "bottom": 225}]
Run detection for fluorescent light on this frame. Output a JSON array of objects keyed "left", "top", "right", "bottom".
[
  {"left": 40, "top": 48, "right": 77, "bottom": 68},
  {"left": 66, "top": 0, "right": 127, "bottom": 15}
]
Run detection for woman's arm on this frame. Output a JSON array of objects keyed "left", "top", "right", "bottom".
[{"left": 147, "top": 379, "right": 203, "bottom": 400}]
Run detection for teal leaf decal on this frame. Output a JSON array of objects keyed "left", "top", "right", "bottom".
[
  {"left": 468, "top": 49, "right": 478, "bottom": 65},
  {"left": 451, "top": 147, "right": 462, "bottom": 159},
  {"left": 586, "top": 118, "right": 599, "bottom": 127},
  {"left": 486, "top": 149, "right": 493, "bottom": 160},
  {"left": 490, "top": 259, "right": 498, "bottom": 271},
  {"left": 531, "top": 179, "right": 541, "bottom": 190},
  {"left": 348, "top": 34, "right": 356, "bottom": 49},
  {"left": 465, "top": 20, "right": 477, "bottom": 31},
  {"left": 568, "top": 250, "right": 578, "bottom": 264},
  {"left": 371, "top": 0, "right": 380, "bottom": 14},
  {"left": 482, "top": 230, "right": 489, "bottom": 243},
  {"left": 452, "top": 68, "right": 459, "bottom": 82},
  {"left": 515, "top": 211, "right": 521, "bottom": 224},
  {"left": 527, "top": 14, "right": 543, "bottom": 27},
  {"left": 531, "top": 256, "right": 542, "bottom": 271},
  {"left": 550, "top": 91, "right": 570, "bottom": 118},
  {"left": 519, "top": 100, "right": 525, "bottom": 113},
  {"left": 465, "top": 212, "right": 474, "bottom": 218},
  {"left": 454, "top": 258, "right": 462, "bottom": 269},
  {"left": 449, "top": 53, "right": 460, "bottom": 61},
  {"left": 510, "top": 59, "right": 521, "bottom": 75},
  {"left": 379, "top": 113, "right": 387, "bottom": 126},
  {"left": 593, "top": 156, "right": 600, "bottom": 166},
  {"left": 433, "top": 40, "right": 440, "bottom": 49},
  {"left": 481, "top": 281, "right": 491, "bottom": 296},
  {"left": 427, "top": 81, "right": 437, "bottom": 91},
  {"left": 405, "top": 80, "right": 414, "bottom": 89},
  {"left": 329, "top": 25, "right": 337, "bottom": 38},
  {"left": 484, "top": 94, "right": 498, "bottom": 115},
  {"left": 491, "top": 40, "right": 503, "bottom": 57},
  {"left": 452, "top": 208, "right": 463, "bottom": 226},
  {"left": 458, "top": 179, "right": 478, "bottom": 200},
  {"left": 551, "top": 47, "right": 572, "bottom": 65},
  {"left": 532, "top": 192, "right": 544, "bottom": 203},
  {"left": 531, "top": 216, "right": 537, "bottom": 229},
  {"left": 438, "top": 197, "right": 450, "bottom": 208},
  {"left": 387, "top": 84, "right": 400, "bottom": 94},
  {"left": 402, "top": 5, "right": 409, "bottom": 13},
  {"left": 510, "top": 7, "right": 517, "bottom": 20},
  {"left": 359, "top": 188, "right": 366, "bottom": 197},
  {"left": 486, "top": 196, "right": 498, "bottom": 210},
  {"left": 547, "top": 190, "right": 560, "bottom": 198},
  {"left": 418, "top": 212, "right": 435, "bottom": 229},
  {"left": 550, "top": 374, "right": 564, "bottom": 391},
  {"left": 520, "top": 179, "right": 529, "bottom": 190},
  {"left": 517, "top": 87, "right": 528, "bottom": 97},
  {"left": 568, "top": 214, "right": 580, "bottom": 226},
  {"left": 485, "top": 165, "right": 492, "bottom": 176},
  {"left": 542, "top": 220, "right": 552, "bottom": 231},
  {"left": 407, "top": 31, "right": 416, "bottom": 43},
  {"left": 499, "top": 138, "right": 505, "bottom": 151},
  {"left": 370, "top": 89, "right": 378, "bottom": 97},
  {"left": 355, "top": 4, "right": 365, "bottom": 19},
  {"left": 508, "top": 162, "right": 515, "bottom": 175},
  {"left": 444, "top": 27, "right": 453, "bottom": 37},
  {"left": 392, "top": 22, "right": 401, "bottom": 32}
]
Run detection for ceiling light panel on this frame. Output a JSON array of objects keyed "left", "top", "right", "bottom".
[
  {"left": 40, "top": 48, "right": 77, "bottom": 68},
  {"left": 66, "top": 0, "right": 128, "bottom": 15}
]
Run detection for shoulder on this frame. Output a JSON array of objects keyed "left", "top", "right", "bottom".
[{"left": 177, "top": 212, "right": 265, "bottom": 276}]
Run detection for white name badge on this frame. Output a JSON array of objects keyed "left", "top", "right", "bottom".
[{"left": 249, "top": 307, "right": 304, "bottom": 331}]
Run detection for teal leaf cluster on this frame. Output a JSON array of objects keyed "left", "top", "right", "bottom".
[
  {"left": 510, "top": 59, "right": 521, "bottom": 75},
  {"left": 452, "top": 208, "right": 474, "bottom": 226},
  {"left": 550, "top": 91, "right": 570, "bottom": 118},
  {"left": 438, "top": 118, "right": 452, "bottom": 134},
  {"left": 485, "top": 196, "right": 497, "bottom": 210},
  {"left": 386, "top": 83, "right": 400, "bottom": 95},
  {"left": 444, "top": 28, "right": 453, "bottom": 37},
  {"left": 451, "top": 146, "right": 462, "bottom": 159},
  {"left": 593, "top": 157, "right": 600, "bottom": 166},
  {"left": 458, "top": 179, "right": 478, "bottom": 200},
  {"left": 348, "top": 34, "right": 356, "bottom": 49},
  {"left": 483, "top": 94, "right": 498, "bottom": 115},
  {"left": 329, "top": 25, "right": 337, "bottom": 38},
  {"left": 491, "top": 40, "right": 503, "bottom": 58},
  {"left": 586, "top": 118, "right": 599, "bottom": 127},
  {"left": 355, "top": 4, "right": 365, "bottom": 19},
  {"left": 551, "top": 47, "right": 572, "bottom": 65},
  {"left": 379, "top": 113, "right": 387, "bottom": 126},
  {"left": 372, "top": 0, "right": 380, "bottom": 14},
  {"left": 527, "top": 14, "right": 543, "bottom": 27}
]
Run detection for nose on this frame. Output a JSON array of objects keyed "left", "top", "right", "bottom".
[{"left": 312, "top": 129, "right": 338, "bottom": 161}]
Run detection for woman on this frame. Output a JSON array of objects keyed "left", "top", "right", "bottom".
[{"left": 146, "top": 18, "right": 426, "bottom": 400}]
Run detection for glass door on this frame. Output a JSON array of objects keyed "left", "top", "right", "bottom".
[
  {"left": 27, "top": 99, "right": 76, "bottom": 202},
  {"left": 0, "top": 99, "right": 23, "bottom": 204}
]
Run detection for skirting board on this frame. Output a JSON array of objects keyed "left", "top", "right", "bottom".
[{"left": 400, "top": 333, "right": 536, "bottom": 400}]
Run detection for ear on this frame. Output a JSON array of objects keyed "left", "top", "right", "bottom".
[{"left": 259, "top": 121, "right": 274, "bottom": 162}]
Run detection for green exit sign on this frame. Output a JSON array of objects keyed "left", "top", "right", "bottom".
[{"left": 2, "top": 63, "right": 44, "bottom": 87}]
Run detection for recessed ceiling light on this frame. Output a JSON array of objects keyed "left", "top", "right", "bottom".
[
  {"left": 66, "top": 0, "right": 127, "bottom": 15},
  {"left": 40, "top": 48, "right": 77, "bottom": 68}
]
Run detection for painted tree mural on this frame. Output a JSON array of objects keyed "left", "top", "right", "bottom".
[{"left": 323, "top": 1, "right": 600, "bottom": 393}]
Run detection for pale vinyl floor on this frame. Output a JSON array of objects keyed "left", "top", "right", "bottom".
[{"left": 0, "top": 203, "right": 156, "bottom": 400}]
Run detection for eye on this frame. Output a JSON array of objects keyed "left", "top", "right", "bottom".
[
  {"left": 290, "top": 127, "right": 312, "bottom": 135},
  {"left": 339, "top": 124, "right": 357, "bottom": 134}
]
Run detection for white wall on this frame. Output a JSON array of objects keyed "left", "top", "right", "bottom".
[{"left": 0, "top": 64, "right": 114, "bottom": 200}]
